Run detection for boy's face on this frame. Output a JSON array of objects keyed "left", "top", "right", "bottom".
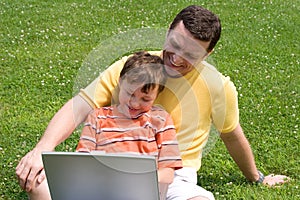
[
  {"left": 163, "top": 21, "right": 211, "bottom": 78},
  {"left": 118, "top": 79, "right": 159, "bottom": 118}
]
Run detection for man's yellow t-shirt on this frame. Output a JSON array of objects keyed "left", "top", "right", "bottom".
[{"left": 79, "top": 51, "right": 239, "bottom": 170}]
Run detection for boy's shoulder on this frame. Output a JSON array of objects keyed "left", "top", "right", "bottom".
[
  {"left": 91, "top": 106, "right": 115, "bottom": 115},
  {"left": 150, "top": 105, "right": 170, "bottom": 117},
  {"left": 151, "top": 105, "right": 167, "bottom": 111},
  {"left": 148, "top": 106, "right": 174, "bottom": 126}
]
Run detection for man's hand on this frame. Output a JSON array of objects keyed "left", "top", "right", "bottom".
[
  {"left": 263, "top": 174, "right": 290, "bottom": 186},
  {"left": 16, "top": 148, "right": 45, "bottom": 192}
]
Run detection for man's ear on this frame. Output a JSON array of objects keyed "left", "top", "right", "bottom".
[
  {"left": 203, "top": 48, "right": 214, "bottom": 60},
  {"left": 208, "top": 48, "right": 214, "bottom": 54}
]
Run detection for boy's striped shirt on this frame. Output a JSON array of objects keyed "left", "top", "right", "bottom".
[{"left": 76, "top": 105, "right": 182, "bottom": 170}]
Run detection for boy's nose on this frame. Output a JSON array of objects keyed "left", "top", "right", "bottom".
[{"left": 129, "top": 98, "right": 140, "bottom": 109}]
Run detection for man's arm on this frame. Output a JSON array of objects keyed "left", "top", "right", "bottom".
[
  {"left": 220, "top": 122, "right": 289, "bottom": 186},
  {"left": 220, "top": 123, "right": 259, "bottom": 181},
  {"left": 16, "top": 95, "right": 93, "bottom": 192}
]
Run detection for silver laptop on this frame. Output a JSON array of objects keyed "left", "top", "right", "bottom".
[{"left": 42, "top": 151, "right": 168, "bottom": 200}]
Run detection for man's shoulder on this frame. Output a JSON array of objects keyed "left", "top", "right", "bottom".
[
  {"left": 201, "top": 61, "right": 234, "bottom": 86},
  {"left": 201, "top": 61, "right": 224, "bottom": 77},
  {"left": 186, "top": 61, "right": 236, "bottom": 99},
  {"left": 116, "top": 50, "right": 162, "bottom": 65}
]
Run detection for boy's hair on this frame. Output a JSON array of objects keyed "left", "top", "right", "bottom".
[
  {"left": 169, "top": 5, "right": 221, "bottom": 52},
  {"left": 120, "top": 51, "right": 166, "bottom": 94}
]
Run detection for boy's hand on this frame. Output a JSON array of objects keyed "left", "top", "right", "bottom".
[{"left": 263, "top": 174, "right": 290, "bottom": 186}]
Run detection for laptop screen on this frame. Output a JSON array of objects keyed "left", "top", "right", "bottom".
[{"left": 42, "top": 152, "right": 166, "bottom": 200}]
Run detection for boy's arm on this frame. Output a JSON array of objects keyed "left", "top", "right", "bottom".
[
  {"left": 155, "top": 111, "right": 182, "bottom": 184},
  {"left": 76, "top": 109, "right": 99, "bottom": 152},
  {"left": 157, "top": 168, "right": 175, "bottom": 184},
  {"left": 16, "top": 95, "right": 93, "bottom": 192}
]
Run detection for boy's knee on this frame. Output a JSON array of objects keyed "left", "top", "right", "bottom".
[{"left": 27, "top": 179, "right": 51, "bottom": 200}]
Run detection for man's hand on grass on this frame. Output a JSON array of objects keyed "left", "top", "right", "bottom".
[{"left": 263, "top": 174, "right": 290, "bottom": 187}]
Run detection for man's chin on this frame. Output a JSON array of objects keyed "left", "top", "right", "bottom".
[{"left": 165, "top": 68, "right": 183, "bottom": 78}]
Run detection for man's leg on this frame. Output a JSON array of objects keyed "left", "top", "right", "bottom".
[
  {"left": 167, "top": 167, "right": 214, "bottom": 200},
  {"left": 188, "top": 196, "right": 213, "bottom": 200}
]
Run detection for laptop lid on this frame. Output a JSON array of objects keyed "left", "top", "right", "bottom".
[{"left": 42, "top": 151, "right": 166, "bottom": 200}]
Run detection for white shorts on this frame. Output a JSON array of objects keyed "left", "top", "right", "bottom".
[{"left": 166, "top": 167, "right": 215, "bottom": 200}]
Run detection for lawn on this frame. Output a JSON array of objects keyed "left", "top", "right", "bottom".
[{"left": 0, "top": 0, "right": 299, "bottom": 199}]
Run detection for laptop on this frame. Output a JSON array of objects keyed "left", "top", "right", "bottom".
[{"left": 42, "top": 151, "right": 168, "bottom": 200}]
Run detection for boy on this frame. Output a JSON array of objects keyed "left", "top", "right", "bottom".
[{"left": 76, "top": 51, "right": 182, "bottom": 184}]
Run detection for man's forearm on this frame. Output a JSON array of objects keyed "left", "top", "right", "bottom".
[
  {"left": 35, "top": 95, "right": 93, "bottom": 151},
  {"left": 16, "top": 95, "right": 93, "bottom": 191},
  {"left": 220, "top": 123, "right": 259, "bottom": 182}
]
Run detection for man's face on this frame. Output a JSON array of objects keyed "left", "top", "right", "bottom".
[{"left": 163, "top": 21, "right": 210, "bottom": 78}]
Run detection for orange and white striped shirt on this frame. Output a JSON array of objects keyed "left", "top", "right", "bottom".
[{"left": 76, "top": 105, "right": 182, "bottom": 170}]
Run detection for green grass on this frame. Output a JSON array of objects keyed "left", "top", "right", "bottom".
[{"left": 1, "top": 0, "right": 299, "bottom": 199}]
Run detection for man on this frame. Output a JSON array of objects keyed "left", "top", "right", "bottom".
[{"left": 16, "top": 5, "right": 288, "bottom": 200}]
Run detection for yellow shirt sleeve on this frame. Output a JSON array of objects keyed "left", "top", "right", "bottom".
[
  {"left": 211, "top": 76, "right": 239, "bottom": 133},
  {"left": 201, "top": 61, "right": 239, "bottom": 134}
]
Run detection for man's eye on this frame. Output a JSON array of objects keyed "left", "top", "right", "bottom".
[
  {"left": 171, "top": 42, "right": 181, "bottom": 50},
  {"left": 167, "top": 37, "right": 181, "bottom": 49},
  {"left": 186, "top": 54, "right": 199, "bottom": 60}
]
